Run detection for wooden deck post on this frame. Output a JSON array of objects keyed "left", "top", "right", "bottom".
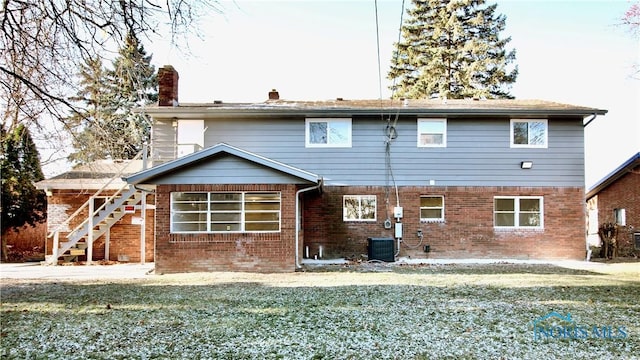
[
  {"left": 140, "top": 191, "right": 146, "bottom": 264},
  {"left": 104, "top": 229, "right": 110, "bottom": 261},
  {"left": 52, "top": 232, "right": 59, "bottom": 266},
  {"left": 87, "top": 197, "right": 94, "bottom": 265}
]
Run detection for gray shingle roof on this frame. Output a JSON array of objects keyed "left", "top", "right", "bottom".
[{"left": 139, "top": 98, "right": 607, "bottom": 118}]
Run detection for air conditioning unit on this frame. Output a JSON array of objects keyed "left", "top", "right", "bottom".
[{"left": 367, "top": 237, "right": 395, "bottom": 262}]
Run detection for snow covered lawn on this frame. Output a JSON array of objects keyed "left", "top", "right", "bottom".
[{"left": 1, "top": 263, "right": 638, "bottom": 359}]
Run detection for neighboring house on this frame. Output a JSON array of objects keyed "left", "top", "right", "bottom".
[
  {"left": 119, "top": 65, "right": 607, "bottom": 273},
  {"left": 36, "top": 160, "right": 154, "bottom": 264},
  {"left": 586, "top": 152, "right": 640, "bottom": 257}
]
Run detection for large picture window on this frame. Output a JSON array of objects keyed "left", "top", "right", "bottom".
[
  {"left": 417, "top": 119, "right": 447, "bottom": 147},
  {"left": 343, "top": 195, "right": 376, "bottom": 221},
  {"left": 494, "top": 196, "right": 543, "bottom": 229},
  {"left": 306, "top": 118, "right": 352, "bottom": 147},
  {"left": 510, "top": 119, "right": 547, "bottom": 148},
  {"left": 171, "top": 192, "right": 281, "bottom": 233},
  {"left": 420, "top": 196, "right": 444, "bottom": 222}
]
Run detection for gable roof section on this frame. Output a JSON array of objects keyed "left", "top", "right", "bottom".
[
  {"left": 139, "top": 99, "right": 607, "bottom": 119},
  {"left": 587, "top": 152, "right": 640, "bottom": 199},
  {"left": 124, "top": 143, "right": 321, "bottom": 185}
]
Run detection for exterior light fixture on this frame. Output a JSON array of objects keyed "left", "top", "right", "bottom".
[{"left": 521, "top": 161, "right": 533, "bottom": 169}]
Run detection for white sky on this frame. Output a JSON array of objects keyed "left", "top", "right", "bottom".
[{"left": 48, "top": 0, "right": 630, "bottom": 189}]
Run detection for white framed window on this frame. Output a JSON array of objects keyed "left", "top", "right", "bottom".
[
  {"left": 343, "top": 195, "right": 376, "bottom": 221},
  {"left": 171, "top": 192, "right": 281, "bottom": 233},
  {"left": 614, "top": 208, "right": 626, "bottom": 226},
  {"left": 494, "top": 196, "right": 543, "bottom": 229},
  {"left": 420, "top": 196, "right": 444, "bottom": 222},
  {"left": 418, "top": 119, "right": 447, "bottom": 147},
  {"left": 306, "top": 118, "right": 352, "bottom": 147},
  {"left": 510, "top": 119, "right": 547, "bottom": 148}
]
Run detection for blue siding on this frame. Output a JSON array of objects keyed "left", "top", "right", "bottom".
[
  {"left": 152, "top": 116, "right": 585, "bottom": 186},
  {"left": 151, "top": 154, "right": 312, "bottom": 185}
]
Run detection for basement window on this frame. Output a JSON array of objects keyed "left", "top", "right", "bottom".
[
  {"left": 343, "top": 195, "right": 376, "bottom": 221},
  {"left": 420, "top": 196, "right": 444, "bottom": 222},
  {"left": 494, "top": 196, "right": 543, "bottom": 229},
  {"left": 171, "top": 192, "right": 281, "bottom": 233}
]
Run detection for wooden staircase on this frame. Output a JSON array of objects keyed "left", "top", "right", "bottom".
[
  {"left": 46, "top": 185, "right": 143, "bottom": 264},
  {"left": 45, "top": 152, "right": 146, "bottom": 265}
]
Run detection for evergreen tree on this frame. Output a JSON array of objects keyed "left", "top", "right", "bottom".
[
  {"left": 69, "top": 33, "right": 157, "bottom": 163},
  {"left": 67, "top": 56, "right": 115, "bottom": 163},
  {"left": 388, "top": 0, "right": 518, "bottom": 99},
  {"left": 1, "top": 124, "right": 47, "bottom": 260}
]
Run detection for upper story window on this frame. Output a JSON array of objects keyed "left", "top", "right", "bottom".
[
  {"left": 510, "top": 119, "right": 547, "bottom": 148},
  {"left": 420, "top": 196, "right": 444, "bottom": 222},
  {"left": 494, "top": 196, "right": 544, "bottom": 229},
  {"left": 306, "top": 118, "right": 352, "bottom": 148},
  {"left": 418, "top": 119, "right": 447, "bottom": 147},
  {"left": 171, "top": 192, "right": 281, "bottom": 233},
  {"left": 343, "top": 195, "right": 376, "bottom": 221}
]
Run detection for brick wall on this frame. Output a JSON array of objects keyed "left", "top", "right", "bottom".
[
  {"left": 303, "top": 186, "right": 586, "bottom": 260},
  {"left": 595, "top": 165, "right": 640, "bottom": 256},
  {"left": 154, "top": 184, "right": 298, "bottom": 273},
  {"left": 46, "top": 190, "right": 154, "bottom": 262}
]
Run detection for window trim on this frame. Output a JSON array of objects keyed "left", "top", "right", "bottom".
[
  {"left": 343, "top": 195, "right": 377, "bottom": 222},
  {"left": 510, "top": 119, "right": 548, "bottom": 148},
  {"left": 170, "top": 191, "right": 281, "bottom": 234},
  {"left": 494, "top": 196, "right": 544, "bottom": 229},
  {"left": 417, "top": 118, "right": 447, "bottom": 148},
  {"left": 420, "top": 195, "right": 445, "bottom": 222},
  {"left": 614, "top": 208, "right": 626, "bottom": 226},
  {"left": 305, "top": 118, "right": 352, "bottom": 148}
]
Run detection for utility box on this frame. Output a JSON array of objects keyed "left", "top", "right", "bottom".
[{"left": 367, "top": 237, "right": 395, "bottom": 262}]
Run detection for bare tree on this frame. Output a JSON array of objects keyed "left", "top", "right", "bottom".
[
  {"left": 622, "top": 2, "right": 640, "bottom": 36},
  {"left": 621, "top": 1, "right": 640, "bottom": 79},
  {"left": 0, "top": 0, "right": 222, "bottom": 138}
]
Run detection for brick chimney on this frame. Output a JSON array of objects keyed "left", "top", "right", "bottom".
[
  {"left": 268, "top": 89, "right": 279, "bottom": 100},
  {"left": 158, "top": 65, "right": 179, "bottom": 106}
]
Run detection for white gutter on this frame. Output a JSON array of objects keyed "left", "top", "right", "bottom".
[{"left": 295, "top": 178, "right": 323, "bottom": 269}]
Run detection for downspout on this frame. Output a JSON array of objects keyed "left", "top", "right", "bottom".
[
  {"left": 583, "top": 113, "right": 598, "bottom": 127},
  {"left": 295, "top": 178, "right": 323, "bottom": 269}
]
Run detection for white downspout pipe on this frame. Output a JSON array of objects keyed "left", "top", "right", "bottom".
[{"left": 295, "top": 178, "right": 323, "bottom": 269}]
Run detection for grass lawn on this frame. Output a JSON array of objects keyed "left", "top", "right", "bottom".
[{"left": 1, "top": 262, "right": 639, "bottom": 359}]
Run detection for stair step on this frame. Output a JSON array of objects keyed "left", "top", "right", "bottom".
[{"left": 69, "top": 249, "right": 85, "bottom": 256}]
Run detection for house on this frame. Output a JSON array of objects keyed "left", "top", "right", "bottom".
[
  {"left": 37, "top": 65, "right": 607, "bottom": 271},
  {"left": 36, "top": 160, "right": 154, "bottom": 264},
  {"left": 119, "top": 65, "right": 607, "bottom": 273},
  {"left": 586, "top": 152, "right": 640, "bottom": 257}
]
